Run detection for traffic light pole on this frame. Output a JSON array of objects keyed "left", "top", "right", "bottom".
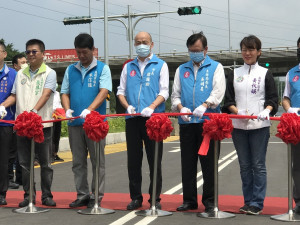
[{"left": 63, "top": 6, "right": 201, "bottom": 61}]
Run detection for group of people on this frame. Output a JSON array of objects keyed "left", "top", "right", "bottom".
[{"left": 0, "top": 31, "right": 299, "bottom": 216}]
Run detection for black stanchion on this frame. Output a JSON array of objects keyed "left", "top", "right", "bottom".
[
  {"left": 271, "top": 143, "right": 300, "bottom": 221},
  {"left": 78, "top": 141, "right": 115, "bottom": 215},
  {"left": 13, "top": 139, "right": 49, "bottom": 213},
  {"left": 197, "top": 140, "right": 235, "bottom": 219},
  {"left": 136, "top": 141, "right": 172, "bottom": 217}
]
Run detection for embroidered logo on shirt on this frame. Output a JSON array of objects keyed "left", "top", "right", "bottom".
[
  {"left": 184, "top": 72, "right": 190, "bottom": 78},
  {"left": 293, "top": 75, "right": 299, "bottom": 82},
  {"left": 21, "top": 78, "right": 27, "bottom": 85},
  {"left": 236, "top": 76, "right": 244, "bottom": 82},
  {"left": 130, "top": 70, "right": 137, "bottom": 77}
]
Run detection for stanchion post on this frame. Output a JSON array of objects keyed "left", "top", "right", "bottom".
[
  {"left": 13, "top": 139, "right": 50, "bottom": 213},
  {"left": 197, "top": 140, "right": 235, "bottom": 219},
  {"left": 136, "top": 141, "right": 172, "bottom": 217},
  {"left": 271, "top": 143, "right": 300, "bottom": 221},
  {"left": 78, "top": 141, "right": 115, "bottom": 215}
]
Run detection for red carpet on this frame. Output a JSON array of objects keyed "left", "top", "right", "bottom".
[{"left": 3, "top": 190, "right": 293, "bottom": 215}]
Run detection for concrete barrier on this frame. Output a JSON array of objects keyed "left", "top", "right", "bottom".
[{"left": 58, "top": 132, "right": 126, "bottom": 152}]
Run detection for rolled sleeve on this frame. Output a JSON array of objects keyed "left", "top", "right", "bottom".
[
  {"left": 117, "top": 64, "right": 127, "bottom": 96},
  {"left": 99, "top": 64, "right": 112, "bottom": 92},
  {"left": 158, "top": 62, "right": 169, "bottom": 101},
  {"left": 60, "top": 67, "right": 70, "bottom": 94},
  {"left": 44, "top": 70, "right": 57, "bottom": 92},
  {"left": 171, "top": 67, "right": 181, "bottom": 112},
  {"left": 206, "top": 63, "right": 226, "bottom": 108}
]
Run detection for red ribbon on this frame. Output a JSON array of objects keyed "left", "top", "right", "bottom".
[
  {"left": 276, "top": 113, "right": 300, "bottom": 145},
  {"left": 83, "top": 111, "right": 109, "bottom": 142},
  {"left": 145, "top": 114, "right": 174, "bottom": 142},
  {"left": 199, "top": 113, "right": 233, "bottom": 155},
  {"left": 14, "top": 111, "right": 44, "bottom": 143}
]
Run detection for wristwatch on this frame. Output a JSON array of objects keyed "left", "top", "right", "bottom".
[
  {"left": 204, "top": 101, "right": 211, "bottom": 108},
  {"left": 31, "top": 109, "right": 38, "bottom": 113}
]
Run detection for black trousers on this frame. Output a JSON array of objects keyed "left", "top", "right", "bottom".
[
  {"left": 0, "top": 126, "right": 13, "bottom": 197},
  {"left": 179, "top": 123, "right": 220, "bottom": 209},
  {"left": 126, "top": 117, "right": 163, "bottom": 202},
  {"left": 52, "top": 121, "right": 62, "bottom": 155},
  {"left": 8, "top": 132, "right": 22, "bottom": 184}
]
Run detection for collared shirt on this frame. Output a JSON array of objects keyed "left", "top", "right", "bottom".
[
  {"left": 61, "top": 57, "right": 112, "bottom": 94},
  {"left": 11, "top": 65, "right": 56, "bottom": 94},
  {"left": 283, "top": 64, "right": 300, "bottom": 98},
  {"left": 117, "top": 53, "right": 169, "bottom": 101},
  {"left": 171, "top": 60, "right": 225, "bottom": 111}
]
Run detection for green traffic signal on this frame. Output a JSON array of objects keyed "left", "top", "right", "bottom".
[
  {"left": 265, "top": 63, "right": 270, "bottom": 67},
  {"left": 178, "top": 6, "right": 202, "bottom": 16}
]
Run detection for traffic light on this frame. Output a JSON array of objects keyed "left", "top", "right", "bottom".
[
  {"left": 177, "top": 6, "right": 201, "bottom": 16},
  {"left": 63, "top": 16, "right": 92, "bottom": 25},
  {"left": 265, "top": 63, "right": 270, "bottom": 67}
]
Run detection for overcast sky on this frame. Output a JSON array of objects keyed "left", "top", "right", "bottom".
[{"left": 1, "top": 0, "right": 299, "bottom": 57}]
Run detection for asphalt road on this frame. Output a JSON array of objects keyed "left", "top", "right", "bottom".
[{"left": 0, "top": 136, "right": 296, "bottom": 225}]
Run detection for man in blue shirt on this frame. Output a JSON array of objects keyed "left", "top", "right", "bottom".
[
  {"left": 0, "top": 41, "right": 16, "bottom": 205},
  {"left": 61, "top": 33, "right": 112, "bottom": 208},
  {"left": 282, "top": 37, "right": 300, "bottom": 214}
]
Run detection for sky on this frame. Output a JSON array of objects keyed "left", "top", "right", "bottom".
[{"left": 1, "top": 0, "right": 300, "bottom": 57}]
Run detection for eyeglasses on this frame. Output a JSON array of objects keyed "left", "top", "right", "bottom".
[{"left": 25, "top": 50, "right": 40, "bottom": 55}]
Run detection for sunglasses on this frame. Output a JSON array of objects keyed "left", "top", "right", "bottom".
[{"left": 25, "top": 50, "right": 40, "bottom": 55}]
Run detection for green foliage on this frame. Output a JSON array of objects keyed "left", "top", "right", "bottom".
[
  {"left": 60, "top": 117, "right": 125, "bottom": 137},
  {"left": 107, "top": 117, "right": 125, "bottom": 133},
  {"left": 0, "top": 39, "right": 21, "bottom": 61},
  {"left": 61, "top": 120, "right": 69, "bottom": 137},
  {"left": 109, "top": 91, "right": 116, "bottom": 113}
]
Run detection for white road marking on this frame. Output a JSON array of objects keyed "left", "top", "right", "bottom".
[
  {"left": 134, "top": 217, "right": 157, "bottom": 225},
  {"left": 108, "top": 211, "right": 137, "bottom": 225}
]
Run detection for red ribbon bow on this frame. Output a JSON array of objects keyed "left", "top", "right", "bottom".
[
  {"left": 199, "top": 113, "right": 233, "bottom": 155},
  {"left": 146, "top": 115, "right": 174, "bottom": 142},
  {"left": 83, "top": 111, "right": 109, "bottom": 142},
  {"left": 276, "top": 113, "right": 300, "bottom": 145},
  {"left": 52, "top": 108, "right": 66, "bottom": 119},
  {"left": 14, "top": 111, "right": 44, "bottom": 143}
]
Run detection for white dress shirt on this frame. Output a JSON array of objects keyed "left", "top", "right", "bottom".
[
  {"left": 117, "top": 54, "right": 169, "bottom": 101},
  {"left": 171, "top": 62, "right": 225, "bottom": 111}
]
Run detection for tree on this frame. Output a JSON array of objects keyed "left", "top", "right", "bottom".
[{"left": 0, "top": 39, "right": 21, "bottom": 61}]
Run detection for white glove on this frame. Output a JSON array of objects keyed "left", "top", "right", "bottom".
[
  {"left": 66, "top": 109, "right": 74, "bottom": 119},
  {"left": 237, "top": 109, "right": 247, "bottom": 115},
  {"left": 287, "top": 107, "right": 299, "bottom": 114},
  {"left": 80, "top": 109, "right": 91, "bottom": 119},
  {"left": 0, "top": 105, "right": 7, "bottom": 119},
  {"left": 257, "top": 108, "right": 271, "bottom": 121},
  {"left": 193, "top": 105, "right": 207, "bottom": 118},
  {"left": 180, "top": 107, "right": 191, "bottom": 122},
  {"left": 141, "top": 107, "right": 154, "bottom": 117},
  {"left": 127, "top": 105, "right": 136, "bottom": 115}
]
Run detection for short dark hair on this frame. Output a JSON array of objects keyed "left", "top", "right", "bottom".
[
  {"left": 12, "top": 53, "right": 26, "bottom": 65},
  {"left": 186, "top": 32, "right": 207, "bottom": 49},
  {"left": 240, "top": 35, "right": 261, "bottom": 51},
  {"left": 26, "top": 39, "right": 45, "bottom": 52},
  {"left": 0, "top": 41, "right": 6, "bottom": 51},
  {"left": 74, "top": 33, "right": 94, "bottom": 50},
  {"left": 297, "top": 37, "right": 300, "bottom": 47}
]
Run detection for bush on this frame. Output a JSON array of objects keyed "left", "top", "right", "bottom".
[{"left": 60, "top": 117, "right": 125, "bottom": 137}]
